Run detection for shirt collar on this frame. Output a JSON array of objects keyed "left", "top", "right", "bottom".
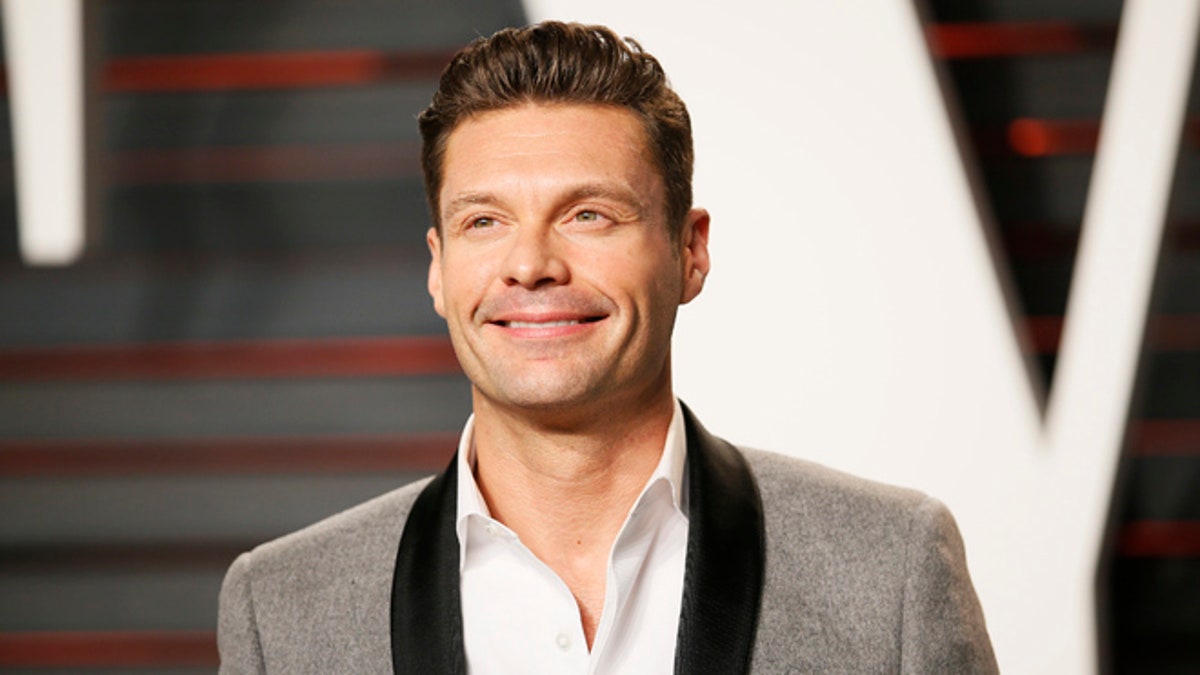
[{"left": 454, "top": 399, "right": 689, "bottom": 567}]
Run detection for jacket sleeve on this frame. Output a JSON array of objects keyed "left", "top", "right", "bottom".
[
  {"left": 900, "top": 497, "right": 999, "bottom": 674},
  {"left": 218, "top": 551, "right": 267, "bottom": 675}
]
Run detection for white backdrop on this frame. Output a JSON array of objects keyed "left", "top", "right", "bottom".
[{"left": 522, "top": 2, "right": 1199, "bottom": 673}]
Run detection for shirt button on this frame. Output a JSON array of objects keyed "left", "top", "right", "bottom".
[
  {"left": 485, "top": 523, "right": 501, "bottom": 538},
  {"left": 555, "top": 633, "right": 571, "bottom": 651}
]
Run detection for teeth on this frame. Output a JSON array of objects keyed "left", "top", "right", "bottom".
[{"left": 507, "top": 320, "right": 581, "bottom": 328}]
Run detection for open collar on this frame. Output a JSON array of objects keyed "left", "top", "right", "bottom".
[
  {"left": 453, "top": 400, "right": 690, "bottom": 572},
  {"left": 390, "top": 404, "right": 765, "bottom": 674}
]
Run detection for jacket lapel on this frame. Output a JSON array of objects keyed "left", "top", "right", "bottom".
[
  {"left": 674, "top": 405, "right": 767, "bottom": 675},
  {"left": 389, "top": 406, "right": 767, "bottom": 675},
  {"left": 390, "top": 458, "right": 465, "bottom": 675}
]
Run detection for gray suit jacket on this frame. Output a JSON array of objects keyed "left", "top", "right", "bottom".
[{"left": 218, "top": 409, "right": 997, "bottom": 673}]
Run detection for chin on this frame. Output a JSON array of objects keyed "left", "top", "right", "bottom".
[
  {"left": 482, "top": 375, "right": 608, "bottom": 412},
  {"left": 496, "top": 386, "right": 596, "bottom": 411}
]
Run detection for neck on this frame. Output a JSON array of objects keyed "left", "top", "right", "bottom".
[
  {"left": 469, "top": 390, "right": 677, "bottom": 647},
  {"left": 471, "top": 390, "right": 676, "bottom": 533}
]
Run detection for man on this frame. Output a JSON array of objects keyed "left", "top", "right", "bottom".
[{"left": 218, "top": 21, "right": 997, "bottom": 674}]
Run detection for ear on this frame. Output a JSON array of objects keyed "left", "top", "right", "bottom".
[
  {"left": 680, "top": 208, "right": 711, "bottom": 305},
  {"left": 426, "top": 227, "right": 447, "bottom": 318}
]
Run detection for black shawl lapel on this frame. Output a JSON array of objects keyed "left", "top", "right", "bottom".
[
  {"left": 390, "top": 457, "right": 465, "bottom": 675},
  {"left": 388, "top": 406, "right": 766, "bottom": 674},
  {"left": 675, "top": 405, "right": 767, "bottom": 675}
]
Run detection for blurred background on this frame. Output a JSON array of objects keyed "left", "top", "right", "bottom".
[{"left": 0, "top": 0, "right": 1196, "bottom": 673}]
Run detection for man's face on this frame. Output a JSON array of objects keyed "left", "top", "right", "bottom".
[{"left": 427, "top": 103, "right": 709, "bottom": 420}]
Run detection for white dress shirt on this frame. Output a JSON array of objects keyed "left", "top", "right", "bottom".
[{"left": 456, "top": 400, "right": 690, "bottom": 675}]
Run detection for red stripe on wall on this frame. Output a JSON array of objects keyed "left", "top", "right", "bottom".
[
  {"left": 1006, "top": 118, "right": 1099, "bottom": 156},
  {"left": 0, "top": 631, "right": 217, "bottom": 668},
  {"left": 104, "top": 49, "right": 456, "bottom": 92},
  {"left": 109, "top": 141, "right": 422, "bottom": 185},
  {"left": 927, "top": 22, "right": 1115, "bottom": 59},
  {"left": 1025, "top": 315, "right": 1200, "bottom": 354},
  {"left": 1118, "top": 521, "right": 1200, "bottom": 557},
  {"left": 1000, "top": 227, "right": 1079, "bottom": 258},
  {"left": 0, "top": 432, "right": 457, "bottom": 477},
  {"left": 1002, "top": 118, "right": 1200, "bottom": 157},
  {"left": 1131, "top": 420, "right": 1200, "bottom": 457},
  {"left": 974, "top": 118, "right": 1199, "bottom": 158},
  {"left": 0, "top": 336, "right": 460, "bottom": 381},
  {"left": 1025, "top": 316, "right": 1063, "bottom": 355},
  {"left": 1002, "top": 221, "right": 1200, "bottom": 258},
  {"left": 1145, "top": 316, "right": 1200, "bottom": 352}
]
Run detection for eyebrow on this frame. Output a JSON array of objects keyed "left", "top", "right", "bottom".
[
  {"left": 441, "top": 183, "right": 650, "bottom": 222},
  {"left": 441, "top": 192, "right": 498, "bottom": 221},
  {"left": 562, "top": 184, "right": 648, "bottom": 214}
]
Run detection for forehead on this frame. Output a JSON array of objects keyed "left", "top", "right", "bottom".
[
  {"left": 447, "top": 102, "right": 651, "bottom": 158},
  {"left": 439, "top": 103, "right": 662, "bottom": 214}
]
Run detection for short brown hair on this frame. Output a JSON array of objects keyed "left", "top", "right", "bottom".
[{"left": 418, "top": 21, "right": 693, "bottom": 235}]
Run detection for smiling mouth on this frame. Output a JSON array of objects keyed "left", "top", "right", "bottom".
[{"left": 496, "top": 317, "right": 605, "bottom": 328}]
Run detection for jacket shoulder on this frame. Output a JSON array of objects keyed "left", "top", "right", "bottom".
[
  {"left": 218, "top": 475, "right": 435, "bottom": 674},
  {"left": 250, "top": 475, "right": 433, "bottom": 571},
  {"left": 740, "top": 448, "right": 996, "bottom": 673},
  {"left": 740, "top": 446, "right": 946, "bottom": 579},
  {"left": 741, "top": 447, "right": 929, "bottom": 519}
]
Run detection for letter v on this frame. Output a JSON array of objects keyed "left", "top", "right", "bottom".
[{"left": 1044, "top": 1, "right": 1199, "bottom": 672}]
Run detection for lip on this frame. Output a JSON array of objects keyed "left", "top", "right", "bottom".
[{"left": 485, "top": 311, "right": 607, "bottom": 338}]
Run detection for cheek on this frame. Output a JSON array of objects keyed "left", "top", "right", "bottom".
[
  {"left": 439, "top": 276, "right": 470, "bottom": 315},
  {"left": 619, "top": 257, "right": 683, "bottom": 318},
  {"left": 439, "top": 258, "right": 492, "bottom": 316}
]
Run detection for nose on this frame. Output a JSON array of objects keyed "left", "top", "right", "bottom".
[{"left": 500, "top": 225, "right": 569, "bottom": 289}]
